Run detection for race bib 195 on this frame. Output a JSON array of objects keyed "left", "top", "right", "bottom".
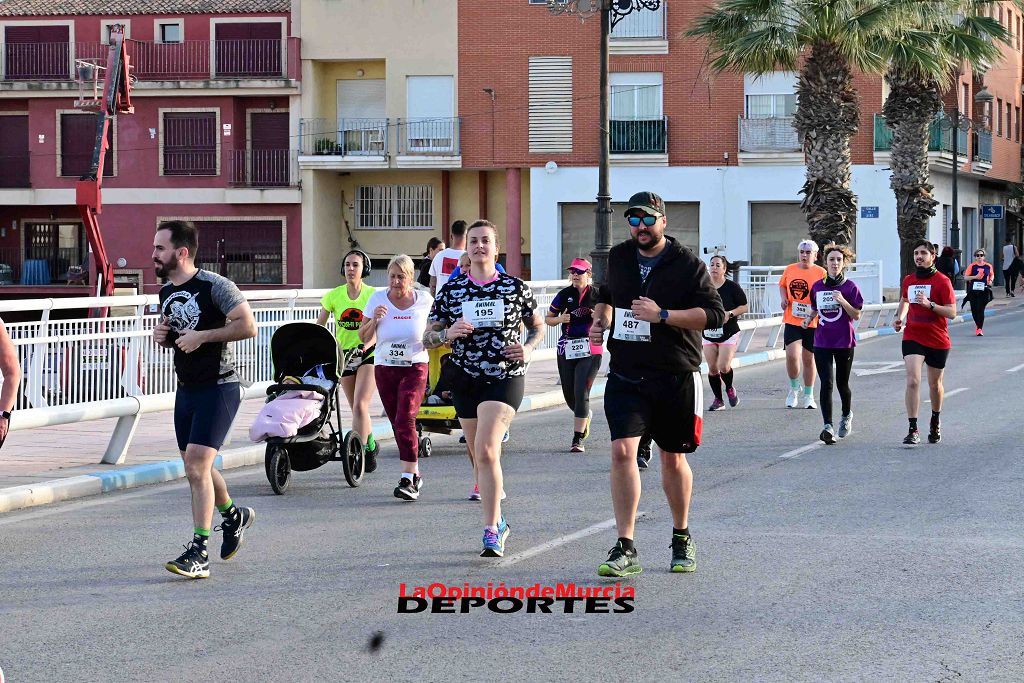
[
  {"left": 612, "top": 308, "right": 651, "bottom": 342},
  {"left": 462, "top": 299, "right": 505, "bottom": 329}
]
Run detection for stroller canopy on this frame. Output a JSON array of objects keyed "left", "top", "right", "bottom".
[{"left": 270, "top": 322, "right": 340, "bottom": 381}]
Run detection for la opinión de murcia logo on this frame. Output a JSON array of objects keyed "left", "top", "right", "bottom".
[{"left": 398, "top": 582, "right": 636, "bottom": 614}]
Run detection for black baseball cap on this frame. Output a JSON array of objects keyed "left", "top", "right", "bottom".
[{"left": 624, "top": 191, "right": 665, "bottom": 218}]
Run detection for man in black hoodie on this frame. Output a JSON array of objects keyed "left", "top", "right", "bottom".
[{"left": 589, "top": 191, "right": 725, "bottom": 577}]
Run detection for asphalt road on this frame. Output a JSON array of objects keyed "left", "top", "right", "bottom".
[{"left": 1, "top": 309, "right": 1022, "bottom": 682}]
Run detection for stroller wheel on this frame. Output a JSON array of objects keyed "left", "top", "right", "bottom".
[
  {"left": 267, "top": 446, "right": 290, "bottom": 495},
  {"left": 342, "top": 431, "right": 365, "bottom": 488},
  {"left": 418, "top": 436, "right": 432, "bottom": 459}
]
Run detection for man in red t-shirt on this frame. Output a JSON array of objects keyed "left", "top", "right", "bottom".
[{"left": 893, "top": 240, "right": 956, "bottom": 445}]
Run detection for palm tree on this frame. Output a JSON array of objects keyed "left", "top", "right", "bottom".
[
  {"left": 882, "top": 1, "right": 1011, "bottom": 278},
  {"left": 688, "top": 0, "right": 905, "bottom": 250}
]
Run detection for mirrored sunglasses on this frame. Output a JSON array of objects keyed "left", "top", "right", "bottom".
[{"left": 627, "top": 214, "right": 658, "bottom": 228}]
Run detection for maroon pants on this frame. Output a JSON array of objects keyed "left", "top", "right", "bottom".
[{"left": 374, "top": 363, "right": 429, "bottom": 464}]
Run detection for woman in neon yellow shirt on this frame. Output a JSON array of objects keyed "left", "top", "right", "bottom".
[{"left": 317, "top": 250, "right": 379, "bottom": 471}]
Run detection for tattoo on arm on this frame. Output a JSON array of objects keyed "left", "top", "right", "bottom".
[
  {"left": 523, "top": 314, "right": 544, "bottom": 349},
  {"left": 423, "top": 320, "right": 446, "bottom": 349}
]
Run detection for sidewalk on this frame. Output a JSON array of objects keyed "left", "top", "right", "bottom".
[{"left": 1, "top": 293, "right": 1019, "bottom": 513}]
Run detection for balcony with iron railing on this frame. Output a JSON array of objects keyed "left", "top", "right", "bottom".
[
  {"left": 299, "top": 117, "right": 462, "bottom": 169},
  {"left": 0, "top": 38, "right": 299, "bottom": 83},
  {"left": 972, "top": 129, "right": 993, "bottom": 164},
  {"left": 741, "top": 116, "right": 802, "bottom": 155},
  {"left": 873, "top": 113, "right": 969, "bottom": 156},
  {"left": 609, "top": 4, "right": 667, "bottom": 53},
  {"left": 227, "top": 149, "right": 298, "bottom": 188},
  {"left": 610, "top": 117, "right": 668, "bottom": 155}
]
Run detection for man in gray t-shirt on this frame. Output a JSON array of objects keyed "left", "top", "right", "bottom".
[{"left": 153, "top": 220, "right": 258, "bottom": 579}]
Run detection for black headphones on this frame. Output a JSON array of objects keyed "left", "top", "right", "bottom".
[{"left": 342, "top": 249, "right": 372, "bottom": 278}]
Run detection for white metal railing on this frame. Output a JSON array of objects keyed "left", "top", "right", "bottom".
[
  {"left": 739, "top": 116, "right": 802, "bottom": 153},
  {"left": 739, "top": 262, "right": 884, "bottom": 318}
]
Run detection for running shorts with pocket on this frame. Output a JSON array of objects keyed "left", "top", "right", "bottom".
[
  {"left": 174, "top": 382, "right": 242, "bottom": 451},
  {"left": 783, "top": 323, "right": 816, "bottom": 350},
  {"left": 449, "top": 367, "right": 526, "bottom": 419},
  {"left": 901, "top": 339, "right": 949, "bottom": 369},
  {"left": 341, "top": 344, "right": 376, "bottom": 378},
  {"left": 603, "top": 371, "right": 703, "bottom": 454}
]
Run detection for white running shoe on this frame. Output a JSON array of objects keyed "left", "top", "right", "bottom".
[
  {"left": 786, "top": 389, "right": 800, "bottom": 408},
  {"left": 799, "top": 393, "right": 817, "bottom": 410}
]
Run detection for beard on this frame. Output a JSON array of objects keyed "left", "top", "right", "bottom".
[
  {"left": 633, "top": 230, "right": 664, "bottom": 251},
  {"left": 154, "top": 254, "right": 178, "bottom": 279}
]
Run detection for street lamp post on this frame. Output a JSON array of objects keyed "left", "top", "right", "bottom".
[
  {"left": 547, "top": 0, "right": 662, "bottom": 286},
  {"left": 942, "top": 86, "right": 993, "bottom": 284}
]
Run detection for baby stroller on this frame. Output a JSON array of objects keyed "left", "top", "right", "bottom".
[
  {"left": 261, "top": 322, "right": 364, "bottom": 494},
  {"left": 413, "top": 347, "right": 462, "bottom": 459}
]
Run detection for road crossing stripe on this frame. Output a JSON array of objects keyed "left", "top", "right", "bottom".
[
  {"left": 1006, "top": 362, "right": 1024, "bottom": 373},
  {"left": 495, "top": 511, "right": 651, "bottom": 567},
  {"left": 778, "top": 442, "right": 822, "bottom": 460}
]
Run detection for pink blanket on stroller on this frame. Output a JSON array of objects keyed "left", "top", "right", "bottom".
[{"left": 249, "top": 390, "right": 324, "bottom": 442}]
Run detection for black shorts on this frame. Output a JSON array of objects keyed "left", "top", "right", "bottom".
[
  {"left": 603, "top": 371, "right": 703, "bottom": 454},
  {"left": 901, "top": 340, "right": 949, "bottom": 370},
  {"left": 341, "top": 345, "right": 375, "bottom": 378},
  {"left": 174, "top": 382, "right": 241, "bottom": 452},
  {"left": 783, "top": 323, "right": 816, "bottom": 350},
  {"left": 449, "top": 367, "right": 526, "bottom": 419}
]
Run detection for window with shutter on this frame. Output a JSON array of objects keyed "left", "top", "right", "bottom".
[
  {"left": 163, "top": 111, "right": 217, "bottom": 176},
  {"left": 60, "top": 114, "right": 114, "bottom": 177},
  {"left": 214, "top": 22, "right": 282, "bottom": 78},
  {"left": 529, "top": 56, "right": 573, "bottom": 153},
  {"left": 3, "top": 25, "right": 71, "bottom": 80},
  {"left": 193, "top": 220, "right": 283, "bottom": 284},
  {"left": 0, "top": 116, "right": 30, "bottom": 188}
]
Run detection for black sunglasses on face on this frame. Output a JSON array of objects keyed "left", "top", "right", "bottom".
[
  {"left": 975, "top": 253, "right": 985, "bottom": 257},
  {"left": 568, "top": 268, "right": 587, "bottom": 275},
  {"left": 627, "top": 215, "right": 658, "bottom": 228}
]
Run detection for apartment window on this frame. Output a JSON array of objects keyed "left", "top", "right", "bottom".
[
  {"left": 193, "top": 220, "right": 283, "bottom": 285},
  {"left": 405, "top": 76, "right": 455, "bottom": 152},
  {"left": 355, "top": 185, "right": 433, "bottom": 230},
  {"left": 3, "top": 25, "right": 70, "bottom": 80},
  {"left": 1007, "top": 102, "right": 1013, "bottom": 140},
  {"left": 610, "top": 72, "right": 663, "bottom": 119},
  {"left": 156, "top": 20, "right": 183, "bottom": 44},
  {"left": 1017, "top": 106, "right": 1021, "bottom": 142},
  {"left": 60, "top": 113, "right": 114, "bottom": 177},
  {"left": 961, "top": 83, "right": 969, "bottom": 112},
  {"left": 162, "top": 110, "right": 217, "bottom": 176},
  {"left": 745, "top": 93, "right": 797, "bottom": 118},
  {"left": 997, "top": 98, "right": 1003, "bottom": 136},
  {"left": 100, "top": 20, "right": 129, "bottom": 44},
  {"left": 743, "top": 72, "right": 798, "bottom": 118},
  {"left": 0, "top": 115, "right": 30, "bottom": 188}
]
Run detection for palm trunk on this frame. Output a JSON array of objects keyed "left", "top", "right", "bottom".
[
  {"left": 883, "top": 69, "right": 943, "bottom": 280},
  {"left": 794, "top": 41, "right": 859, "bottom": 255}
]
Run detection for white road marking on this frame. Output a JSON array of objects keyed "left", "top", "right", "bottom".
[
  {"left": 1006, "top": 362, "right": 1024, "bottom": 373},
  {"left": 924, "top": 387, "right": 968, "bottom": 403},
  {"left": 495, "top": 511, "right": 651, "bottom": 566},
  {"left": 852, "top": 361, "right": 905, "bottom": 377},
  {"left": 778, "top": 442, "right": 823, "bottom": 460},
  {"left": 0, "top": 469, "right": 263, "bottom": 527}
]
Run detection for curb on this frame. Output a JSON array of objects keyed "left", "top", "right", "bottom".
[{"left": 2, "top": 302, "right": 1019, "bottom": 515}]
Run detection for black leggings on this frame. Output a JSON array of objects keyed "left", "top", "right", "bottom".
[
  {"left": 966, "top": 290, "right": 989, "bottom": 329},
  {"left": 557, "top": 353, "right": 603, "bottom": 419},
  {"left": 813, "top": 347, "right": 854, "bottom": 425}
]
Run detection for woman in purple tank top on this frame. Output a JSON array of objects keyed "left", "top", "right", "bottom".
[{"left": 805, "top": 244, "right": 864, "bottom": 445}]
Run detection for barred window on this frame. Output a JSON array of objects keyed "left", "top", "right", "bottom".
[{"left": 355, "top": 184, "right": 433, "bottom": 230}]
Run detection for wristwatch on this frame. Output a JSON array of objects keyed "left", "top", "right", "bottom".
[
  {"left": 929, "top": 301, "right": 935, "bottom": 311},
  {"left": 0, "top": 411, "right": 10, "bottom": 420},
  {"left": 659, "top": 309, "right": 669, "bottom": 323}
]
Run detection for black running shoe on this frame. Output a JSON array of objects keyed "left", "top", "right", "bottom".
[
  {"left": 216, "top": 506, "right": 255, "bottom": 561},
  {"left": 165, "top": 542, "right": 210, "bottom": 579},
  {"left": 365, "top": 441, "right": 380, "bottom": 473},
  {"left": 637, "top": 436, "right": 653, "bottom": 471},
  {"left": 571, "top": 434, "right": 585, "bottom": 453},
  {"left": 394, "top": 475, "right": 422, "bottom": 501},
  {"left": 903, "top": 429, "right": 921, "bottom": 445},
  {"left": 598, "top": 541, "right": 642, "bottom": 577},
  {"left": 928, "top": 419, "right": 941, "bottom": 444},
  {"left": 670, "top": 534, "right": 697, "bottom": 573}
]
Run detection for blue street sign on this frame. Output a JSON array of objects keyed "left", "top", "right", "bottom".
[
  {"left": 982, "top": 204, "right": 1004, "bottom": 220},
  {"left": 860, "top": 206, "right": 879, "bottom": 218}
]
